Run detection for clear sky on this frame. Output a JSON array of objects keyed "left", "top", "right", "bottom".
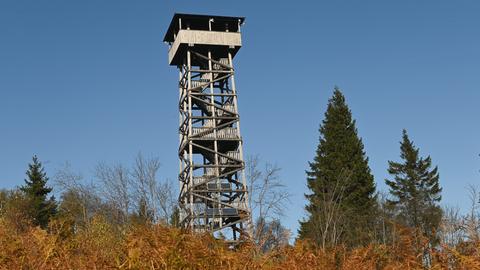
[{"left": 1, "top": 0, "right": 479, "bottom": 237}]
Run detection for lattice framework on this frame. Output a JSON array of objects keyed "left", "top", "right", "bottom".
[{"left": 177, "top": 49, "right": 251, "bottom": 242}]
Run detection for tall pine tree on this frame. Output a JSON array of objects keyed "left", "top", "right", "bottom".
[
  {"left": 385, "top": 129, "right": 442, "bottom": 244},
  {"left": 298, "top": 88, "right": 376, "bottom": 248},
  {"left": 20, "top": 155, "right": 57, "bottom": 228}
]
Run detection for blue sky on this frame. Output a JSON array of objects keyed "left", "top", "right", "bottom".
[{"left": 1, "top": 0, "right": 479, "bottom": 236}]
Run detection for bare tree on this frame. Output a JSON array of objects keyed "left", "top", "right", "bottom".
[
  {"left": 95, "top": 162, "right": 132, "bottom": 225},
  {"left": 130, "top": 153, "right": 177, "bottom": 224},
  {"left": 154, "top": 179, "right": 177, "bottom": 224},
  {"left": 130, "top": 154, "right": 160, "bottom": 222},
  {"left": 439, "top": 205, "right": 464, "bottom": 248},
  {"left": 246, "top": 155, "right": 291, "bottom": 251},
  {"left": 374, "top": 191, "right": 393, "bottom": 245},
  {"left": 53, "top": 162, "right": 84, "bottom": 192},
  {"left": 54, "top": 162, "right": 102, "bottom": 227},
  {"left": 463, "top": 184, "right": 480, "bottom": 242},
  {"left": 254, "top": 218, "right": 290, "bottom": 252},
  {"left": 54, "top": 155, "right": 177, "bottom": 228},
  {"left": 304, "top": 170, "right": 350, "bottom": 249}
]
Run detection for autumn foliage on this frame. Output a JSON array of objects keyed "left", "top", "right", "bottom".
[{"left": 0, "top": 216, "right": 479, "bottom": 270}]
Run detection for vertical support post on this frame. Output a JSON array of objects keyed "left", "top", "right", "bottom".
[
  {"left": 208, "top": 50, "right": 221, "bottom": 230},
  {"left": 187, "top": 49, "right": 194, "bottom": 230},
  {"left": 228, "top": 51, "right": 252, "bottom": 237},
  {"left": 178, "top": 66, "right": 184, "bottom": 224}
]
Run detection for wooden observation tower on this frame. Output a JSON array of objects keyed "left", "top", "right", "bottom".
[{"left": 164, "top": 13, "right": 251, "bottom": 243}]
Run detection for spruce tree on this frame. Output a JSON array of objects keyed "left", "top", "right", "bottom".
[
  {"left": 20, "top": 155, "right": 57, "bottom": 228},
  {"left": 385, "top": 129, "right": 442, "bottom": 244},
  {"left": 170, "top": 206, "right": 180, "bottom": 228},
  {"left": 298, "top": 88, "right": 377, "bottom": 247},
  {"left": 137, "top": 197, "right": 154, "bottom": 223}
]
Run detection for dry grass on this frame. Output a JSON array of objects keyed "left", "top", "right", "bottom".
[{"left": 1, "top": 217, "right": 479, "bottom": 269}]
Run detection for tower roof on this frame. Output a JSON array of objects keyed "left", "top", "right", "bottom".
[{"left": 163, "top": 13, "right": 245, "bottom": 42}]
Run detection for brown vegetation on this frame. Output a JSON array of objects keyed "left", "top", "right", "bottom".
[{"left": 1, "top": 216, "right": 479, "bottom": 270}]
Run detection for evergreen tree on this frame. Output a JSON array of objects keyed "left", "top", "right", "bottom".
[
  {"left": 170, "top": 206, "right": 180, "bottom": 228},
  {"left": 298, "top": 88, "right": 377, "bottom": 248},
  {"left": 129, "top": 197, "right": 154, "bottom": 225},
  {"left": 20, "top": 155, "right": 57, "bottom": 228},
  {"left": 138, "top": 197, "right": 154, "bottom": 223},
  {"left": 385, "top": 129, "right": 442, "bottom": 244}
]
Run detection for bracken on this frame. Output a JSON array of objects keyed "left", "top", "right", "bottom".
[{"left": 0, "top": 217, "right": 479, "bottom": 270}]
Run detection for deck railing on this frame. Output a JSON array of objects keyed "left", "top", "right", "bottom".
[{"left": 191, "top": 127, "right": 238, "bottom": 139}]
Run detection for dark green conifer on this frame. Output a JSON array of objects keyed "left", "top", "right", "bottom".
[
  {"left": 20, "top": 155, "right": 57, "bottom": 228},
  {"left": 138, "top": 197, "right": 154, "bottom": 223},
  {"left": 298, "top": 88, "right": 377, "bottom": 247},
  {"left": 385, "top": 130, "right": 442, "bottom": 243},
  {"left": 170, "top": 206, "right": 180, "bottom": 228}
]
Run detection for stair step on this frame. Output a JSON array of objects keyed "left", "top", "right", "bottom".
[
  {"left": 207, "top": 183, "right": 231, "bottom": 190},
  {"left": 206, "top": 208, "right": 238, "bottom": 217}
]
